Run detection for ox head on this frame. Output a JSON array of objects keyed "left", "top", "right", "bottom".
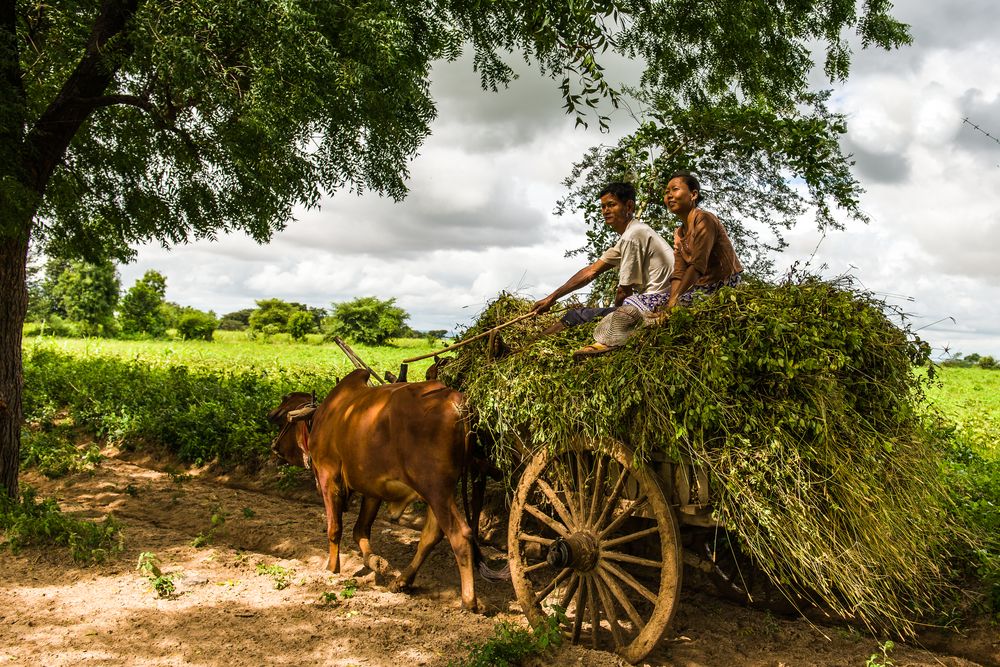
[{"left": 267, "top": 392, "right": 314, "bottom": 466}]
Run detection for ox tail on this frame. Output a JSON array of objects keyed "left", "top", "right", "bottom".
[{"left": 461, "top": 429, "right": 511, "bottom": 583}]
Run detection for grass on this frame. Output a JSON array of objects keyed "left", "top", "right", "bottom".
[{"left": 926, "top": 366, "right": 1000, "bottom": 460}]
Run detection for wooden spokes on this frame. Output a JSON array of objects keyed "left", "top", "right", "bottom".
[{"left": 508, "top": 439, "right": 682, "bottom": 664}]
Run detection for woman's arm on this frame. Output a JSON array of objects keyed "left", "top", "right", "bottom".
[{"left": 668, "top": 265, "right": 702, "bottom": 307}]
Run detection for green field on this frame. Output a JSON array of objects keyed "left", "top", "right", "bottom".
[
  {"left": 24, "top": 331, "right": 443, "bottom": 380},
  {"left": 927, "top": 366, "right": 1000, "bottom": 459}
]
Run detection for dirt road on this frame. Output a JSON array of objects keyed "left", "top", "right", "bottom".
[{"left": 1, "top": 450, "right": 995, "bottom": 666}]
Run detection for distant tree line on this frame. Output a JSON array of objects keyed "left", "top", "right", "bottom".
[
  {"left": 941, "top": 353, "right": 998, "bottom": 370},
  {"left": 25, "top": 258, "right": 444, "bottom": 346}
]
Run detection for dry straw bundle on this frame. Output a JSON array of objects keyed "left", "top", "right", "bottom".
[{"left": 440, "top": 276, "right": 958, "bottom": 636}]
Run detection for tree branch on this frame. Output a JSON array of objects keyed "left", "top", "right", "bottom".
[
  {"left": 21, "top": 0, "right": 142, "bottom": 195},
  {"left": 83, "top": 93, "right": 155, "bottom": 113}
]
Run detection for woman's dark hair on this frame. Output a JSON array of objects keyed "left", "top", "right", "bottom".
[
  {"left": 598, "top": 181, "right": 636, "bottom": 205},
  {"left": 668, "top": 171, "right": 703, "bottom": 206}
]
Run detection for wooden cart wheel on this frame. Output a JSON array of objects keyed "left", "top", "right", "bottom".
[{"left": 508, "top": 439, "right": 682, "bottom": 664}]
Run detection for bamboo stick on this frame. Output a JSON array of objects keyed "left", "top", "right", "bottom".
[{"left": 401, "top": 309, "right": 552, "bottom": 364}]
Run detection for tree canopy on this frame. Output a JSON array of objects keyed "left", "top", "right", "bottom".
[
  {"left": 118, "top": 270, "right": 168, "bottom": 337},
  {"left": 325, "top": 296, "right": 409, "bottom": 346},
  {"left": 558, "top": 90, "right": 868, "bottom": 301},
  {"left": 0, "top": 0, "right": 910, "bottom": 495}
]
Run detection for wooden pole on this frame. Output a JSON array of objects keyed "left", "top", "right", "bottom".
[{"left": 332, "top": 336, "right": 387, "bottom": 385}]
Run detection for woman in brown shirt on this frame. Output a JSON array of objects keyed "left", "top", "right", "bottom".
[{"left": 664, "top": 171, "right": 743, "bottom": 308}]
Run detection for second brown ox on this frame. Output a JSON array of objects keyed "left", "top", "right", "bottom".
[{"left": 275, "top": 368, "right": 485, "bottom": 611}]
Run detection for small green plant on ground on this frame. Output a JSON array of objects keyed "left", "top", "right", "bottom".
[
  {"left": 866, "top": 640, "right": 895, "bottom": 667},
  {"left": 137, "top": 552, "right": 179, "bottom": 598},
  {"left": 255, "top": 561, "right": 294, "bottom": 590},
  {"left": 241, "top": 507, "right": 255, "bottom": 518},
  {"left": 191, "top": 505, "right": 227, "bottom": 548},
  {"left": 0, "top": 487, "right": 122, "bottom": 563},
  {"left": 449, "top": 609, "right": 565, "bottom": 667},
  {"left": 318, "top": 590, "right": 338, "bottom": 605},
  {"left": 339, "top": 578, "right": 358, "bottom": 599}
]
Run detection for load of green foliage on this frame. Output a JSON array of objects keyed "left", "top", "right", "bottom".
[{"left": 439, "top": 276, "right": 958, "bottom": 636}]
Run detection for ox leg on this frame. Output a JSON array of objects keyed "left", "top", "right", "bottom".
[
  {"left": 417, "top": 496, "right": 478, "bottom": 612},
  {"left": 437, "top": 501, "right": 479, "bottom": 612},
  {"left": 353, "top": 496, "right": 389, "bottom": 574},
  {"left": 390, "top": 508, "right": 443, "bottom": 594},
  {"left": 316, "top": 468, "right": 346, "bottom": 573}
]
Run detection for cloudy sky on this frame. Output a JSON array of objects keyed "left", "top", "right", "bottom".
[{"left": 121, "top": 1, "right": 1000, "bottom": 358}]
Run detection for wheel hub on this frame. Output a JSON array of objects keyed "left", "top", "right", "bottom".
[{"left": 546, "top": 532, "right": 599, "bottom": 571}]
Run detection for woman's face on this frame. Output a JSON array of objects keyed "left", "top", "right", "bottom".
[{"left": 663, "top": 177, "right": 698, "bottom": 215}]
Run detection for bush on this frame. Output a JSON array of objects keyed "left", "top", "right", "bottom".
[
  {"left": 119, "top": 271, "right": 169, "bottom": 337},
  {"left": 425, "top": 329, "right": 448, "bottom": 345},
  {"left": 287, "top": 310, "right": 315, "bottom": 341},
  {"left": 23, "top": 346, "right": 340, "bottom": 469},
  {"left": 979, "top": 355, "right": 997, "bottom": 370},
  {"left": 324, "top": 296, "right": 408, "bottom": 346},
  {"left": 21, "top": 426, "right": 103, "bottom": 478},
  {"left": 450, "top": 613, "right": 564, "bottom": 667},
  {"left": 939, "top": 417, "right": 1000, "bottom": 616},
  {"left": 177, "top": 311, "right": 218, "bottom": 341},
  {"left": 248, "top": 299, "right": 296, "bottom": 333},
  {"left": 0, "top": 487, "right": 122, "bottom": 563}
]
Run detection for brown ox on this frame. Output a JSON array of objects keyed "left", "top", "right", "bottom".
[{"left": 280, "top": 369, "right": 486, "bottom": 611}]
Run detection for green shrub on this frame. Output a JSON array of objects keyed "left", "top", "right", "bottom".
[
  {"left": 137, "top": 552, "right": 179, "bottom": 598},
  {"left": 979, "top": 355, "right": 997, "bottom": 370},
  {"left": 23, "top": 315, "right": 82, "bottom": 338},
  {"left": 256, "top": 561, "right": 294, "bottom": 590},
  {"left": 217, "top": 317, "right": 247, "bottom": 331},
  {"left": 0, "top": 487, "right": 122, "bottom": 563},
  {"left": 119, "top": 271, "right": 169, "bottom": 337},
  {"left": 938, "top": 417, "right": 1000, "bottom": 616},
  {"left": 22, "top": 346, "right": 340, "bottom": 469},
  {"left": 324, "top": 296, "right": 408, "bottom": 346},
  {"left": 177, "top": 311, "right": 218, "bottom": 341},
  {"left": 21, "top": 426, "right": 103, "bottom": 478},
  {"left": 287, "top": 311, "right": 315, "bottom": 341}
]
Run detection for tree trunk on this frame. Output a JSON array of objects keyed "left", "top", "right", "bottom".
[
  {"left": 0, "top": 230, "right": 28, "bottom": 499},
  {"left": 0, "top": 0, "right": 140, "bottom": 497}
]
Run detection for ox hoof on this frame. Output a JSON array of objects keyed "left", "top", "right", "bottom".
[
  {"left": 364, "top": 555, "right": 391, "bottom": 575},
  {"left": 388, "top": 577, "right": 410, "bottom": 593}
]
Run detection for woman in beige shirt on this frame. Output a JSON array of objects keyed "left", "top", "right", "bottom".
[{"left": 664, "top": 171, "right": 743, "bottom": 307}]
